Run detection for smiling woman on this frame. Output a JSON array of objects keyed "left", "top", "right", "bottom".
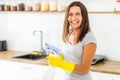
[{"left": 46, "top": 1, "right": 97, "bottom": 80}]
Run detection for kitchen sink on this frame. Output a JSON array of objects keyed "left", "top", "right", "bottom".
[{"left": 13, "top": 53, "right": 47, "bottom": 60}]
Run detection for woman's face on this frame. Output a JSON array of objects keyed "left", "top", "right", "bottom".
[{"left": 68, "top": 6, "right": 82, "bottom": 30}]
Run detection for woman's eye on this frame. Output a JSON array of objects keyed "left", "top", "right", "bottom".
[
  {"left": 76, "top": 13, "right": 81, "bottom": 15},
  {"left": 68, "top": 13, "right": 72, "bottom": 16}
]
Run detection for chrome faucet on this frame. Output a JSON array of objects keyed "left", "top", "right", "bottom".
[{"left": 33, "top": 30, "right": 45, "bottom": 55}]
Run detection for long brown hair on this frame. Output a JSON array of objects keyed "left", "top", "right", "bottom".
[{"left": 62, "top": 1, "right": 90, "bottom": 43}]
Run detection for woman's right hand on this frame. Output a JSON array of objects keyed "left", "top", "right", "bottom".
[{"left": 45, "top": 43, "right": 61, "bottom": 55}]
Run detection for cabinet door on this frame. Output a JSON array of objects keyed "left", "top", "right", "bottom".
[
  {"left": 0, "top": 60, "right": 49, "bottom": 80},
  {"left": 0, "top": 60, "right": 64, "bottom": 80},
  {"left": 91, "top": 71, "right": 120, "bottom": 80}
]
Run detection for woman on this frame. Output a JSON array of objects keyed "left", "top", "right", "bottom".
[{"left": 46, "top": 1, "right": 97, "bottom": 80}]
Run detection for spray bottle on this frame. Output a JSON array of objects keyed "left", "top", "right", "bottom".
[{"left": 41, "top": 43, "right": 61, "bottom": 80}]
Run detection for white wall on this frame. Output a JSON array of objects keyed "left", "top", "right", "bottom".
[
  {"left": 66, "top": 0, "right": 115, "bottom": 11},
  {"left": 89, "top": 13, "right": 120, "bottom": 61},
  {"left": 0, "top": 0, "right": 120, "bottom": 61},
  {"left": 0, "top": 12, "right": 64, "bottom": 52}
]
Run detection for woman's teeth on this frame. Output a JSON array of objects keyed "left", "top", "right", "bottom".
[{"left": 72, "top": 21, "right": 78, "bottom": 24}]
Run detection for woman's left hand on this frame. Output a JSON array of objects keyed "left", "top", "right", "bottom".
[{"left": 46, "top": 53, "right": 75, "bottom": 73}]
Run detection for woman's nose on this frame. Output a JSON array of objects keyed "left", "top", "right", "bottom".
[{"left": 71, "top": 15, "right": 76, "bottom": 20}]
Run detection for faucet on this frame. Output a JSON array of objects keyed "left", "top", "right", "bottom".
[{"left": 33, "top": 30, "right": 45, "bottom": 55}]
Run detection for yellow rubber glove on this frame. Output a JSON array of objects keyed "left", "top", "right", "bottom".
[{"left": 46, "top": 53, "right": 75, "bottom": 73}]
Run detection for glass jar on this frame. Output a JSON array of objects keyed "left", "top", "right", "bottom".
[
  {"left": 50, "top": 0, "right": 57, "bottom": 11},
  {"left": 115, "top": 0, "right": 120, "bottom": 11},
  {"left": 0, "top": 0, "right": 5, "bottom": 11},
  {"left": 25, "top": 0, "right": 33, "bottom": 11},
  {"left": 57, "top": 0, "right": 66, "bottom": 12},
  {"left": 17, "top": 0, "right": 25, "bottom": 11},
  {"left": 33, "top": 0, "right": 41, "bottom": 11},
  {"left": 4, "top": 0, "right": 11, "bottom": 11},
  {"left": 41, "top": 0, "right": 49, "bottom": 12},
  {"left": 11, "top": 0, "right": 17, "bottom": 11}
]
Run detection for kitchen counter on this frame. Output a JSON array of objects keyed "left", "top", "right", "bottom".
[
  {"left": 91, "top": 60, "right": 120, "bottom": 75},
  {"left": 0, "top": 50, "right": 48, "bottom": 65},
  {"left": 0, "top": 50, "right": 120, "bottom": 75}
]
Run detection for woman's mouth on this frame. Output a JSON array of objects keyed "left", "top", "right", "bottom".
[{"left": 71, "top": 21, "right": 79, "bottom": 24}]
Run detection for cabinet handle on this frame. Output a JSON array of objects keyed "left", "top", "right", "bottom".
[{"left": 22, "top": 66, "right": 32, "bottom": 70}]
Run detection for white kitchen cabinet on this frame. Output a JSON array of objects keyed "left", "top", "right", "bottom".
[
  {"left": 91, "top": 71, "right": 120, "bottom": 80},
  {"left": 0, "top": 59, "right": 64, "bottom": 80},
  {"left": 0, "top": 59, "right": 49, "bottom": 80}
]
